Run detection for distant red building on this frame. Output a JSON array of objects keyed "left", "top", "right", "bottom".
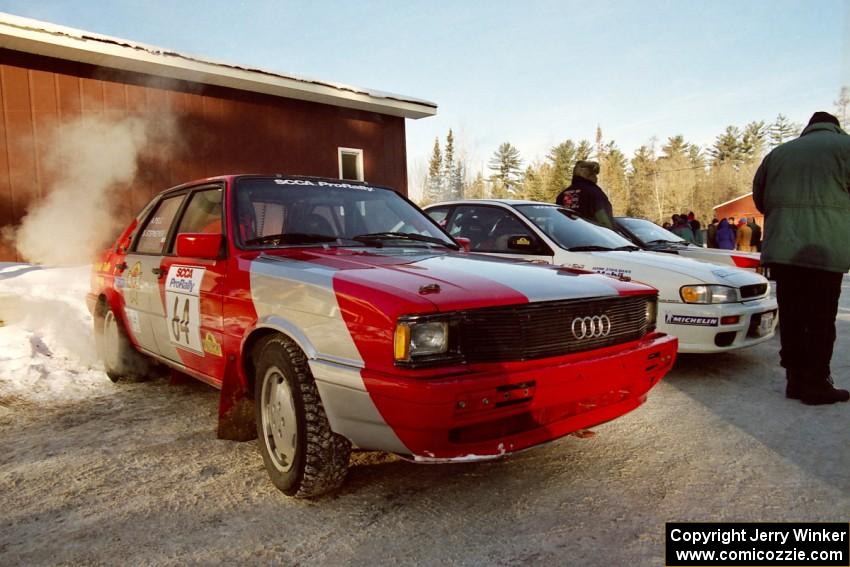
[
  {"left": 713, "top": 192, "right": 763, "bottom": 227},
  {"left": 0, "top": 13, "right": 436, "bottom": 261}
]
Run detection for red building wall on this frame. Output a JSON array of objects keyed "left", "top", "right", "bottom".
[
  {"left": 0, "top": 48, "right": 408, "bottom": 261},
  {"left": 713, "top": 194, "right": 763, "bottom": 228}
]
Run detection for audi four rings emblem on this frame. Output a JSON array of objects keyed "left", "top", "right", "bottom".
[{"left": 571, "top": 315, "right": 612, "bottom": 339}]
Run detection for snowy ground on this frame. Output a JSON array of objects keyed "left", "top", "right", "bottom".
[{"left": 0, "top": 265, "right": 847, "bottom": 566}]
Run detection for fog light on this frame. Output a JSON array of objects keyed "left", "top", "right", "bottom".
[{"left": 720, "top": 315, "right": 740, "bottom": 325}]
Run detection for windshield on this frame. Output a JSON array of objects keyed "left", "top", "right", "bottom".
[
  {"left": 618, "top": 217, "right": 686, "bottom": 244},
  {"left": 515, "top": 204, "right": 636, "bottom": 250},
  {"left": 234, "top": 178, "right": 455, "bottom": 249}
]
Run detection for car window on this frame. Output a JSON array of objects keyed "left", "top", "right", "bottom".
[
  {"left": 618, "top": 217, "right": 685, "bottom": 244},
  {"left": 426, "top": 206, "right": 451, "bottom": 229},
  {"left": 174, "top": 188, "right": 223, "bottom": 237},
  {"left": 234, "top": 178, "right": 454, "bottom": 249},
  {"left": 135, "top": 194, "right": 186, "bottom": 255},
  {"left": 446, "top": 205, "right": 540, "bottom": 253},
  {"left": 516, "top": 204, "right": 635, "bottom": 250}
]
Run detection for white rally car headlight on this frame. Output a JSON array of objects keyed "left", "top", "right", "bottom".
[
  {"left": 679, "top": 285, "right": 738, "bottom": 304},
  {"left": 646, "top": 296, "right": 658, "bottom": 331},
  {"left": 394, "top": 320, "right": 449, "bottom": 361}
]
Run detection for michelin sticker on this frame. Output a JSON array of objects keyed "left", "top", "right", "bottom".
[
  {"left": 165, "top": 265, "right": 206, "bottom": 354},
  {"left": 665, "top": 314, "right": 719, "bottom": 326}
]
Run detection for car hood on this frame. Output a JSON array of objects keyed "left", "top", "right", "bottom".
[
  {"left": 574, "top": 250, "right": 767, "bottom": 288},
  {"left": 251, "top": 247, "right": 652, "bottom": 316}
]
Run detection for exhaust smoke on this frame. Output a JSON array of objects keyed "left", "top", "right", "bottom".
[{"left": 7, "top": 114, "right": 168, "bottom": 266}]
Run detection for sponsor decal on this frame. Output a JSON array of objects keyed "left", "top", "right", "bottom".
[
  {"left": 592, "top": 266, "right": 632, "bottom": 278},
  {"left": 124, "top": 307, "right": 142, "bottom": 336},
  {"left": 516, "top": 236, "right": 531, "bottom": 246},
  {"left": 273, "top": 179, "right": 374, "bottom": 191},
  {"left": 124, "top": 261, "right": 143, "bottom": 306},
  {"left": 165, "top": 265, "right": 206, "bottom": 355},
  {"left": 665, "top": 314, "right": 719, "bottom": 326},
  {"left": 202, "top": 332, "right": 223, "bottom": 357}
]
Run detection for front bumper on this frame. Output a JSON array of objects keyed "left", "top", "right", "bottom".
[
  {"left": 352, "top": 332, "right": 677, "bottom": 461},
  {"left": 658, "top": 296, "right": 778, "bottom": 353}
]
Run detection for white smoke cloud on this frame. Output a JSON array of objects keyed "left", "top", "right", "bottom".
[{"left": 10, "top": 114, "right": 166, "bottom": 266}]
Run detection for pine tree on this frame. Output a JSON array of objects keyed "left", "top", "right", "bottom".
[
  {"left": 545, "top": 140, "right": 578, "bottom": 198},
  {"left": 835, "top": 86, "right": 850, "bottom": 130},
  {"left": 628, "top": 145, "right": 658, "bottom": 221},
  {"left": 599, "top": 141, "right": 628, "bottom": 214},
  {"left": 741, "top": 121, "right": 767, "bottom": 162},
  {"left": 769, "top": 114, "right": 801, "bottom": 147},
  {"left": 464, "top": 171, "right": 487, "bottom": 199},
  {"left": 442, "top": 129, "right": 455, "bottom": 195},
  {"left": 710, "top": 126, "right": 743, "bottom": 166},
  {"left": 576, "top": 140, "right": 593, "bottom": 161},
  {"left": 488, "top": 142, "right": 523, "bottom": 196},
  {"left": 424, "top": 137, "right": 443, "bottom": 204}
]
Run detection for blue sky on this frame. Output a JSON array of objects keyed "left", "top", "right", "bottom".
[{"left": 1, "top": 0, "right": 848, "bottom": 197}]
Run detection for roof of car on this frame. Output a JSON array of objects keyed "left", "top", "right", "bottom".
[
  {"left": 427, "top": 199, "right": 556, "bottom": 207},
  {"left": 157, "top": 174, "right": 396, "bottom": 196}
]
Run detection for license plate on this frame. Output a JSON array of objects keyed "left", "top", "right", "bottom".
[{"left": 756, "top": 311, "right": 775, "bottom": 336}]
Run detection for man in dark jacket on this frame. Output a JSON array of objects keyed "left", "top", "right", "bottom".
[
  {"left": 707, "top": 218, "right": 719, "bottom": 248},
  {"left": 555, "top": 160, "right": 615, "bottom": 229},
  {"left": 753, "top": 111, "right": 850, "bottom": 405},
  {"left": 748, "top": 218, "right": 762, "bottom": 251}
]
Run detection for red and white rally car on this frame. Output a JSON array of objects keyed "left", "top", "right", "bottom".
[{"left": 88, "top": 175, "right": 677, "bottom": 498}]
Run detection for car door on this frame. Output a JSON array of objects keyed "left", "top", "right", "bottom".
[
  {"left": 122, "top": 192, "right": 187, "bottom": 355},
  {"left": 445, "top": 205, "right": 554, "bottom": 263},
  {"left": 152, "top": 185, "right": 227, "bottom": 385}
]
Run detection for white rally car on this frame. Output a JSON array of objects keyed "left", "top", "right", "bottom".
[
  {"left": 615, "top": 216, "right": 764, "bottom": 272},
  {"left": 426, "top": 200, "right": 778, "bottom": 353}
]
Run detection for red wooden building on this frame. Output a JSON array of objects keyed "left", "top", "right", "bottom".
[
  {"left": 0, "top": 13, "right": 436, "bottom": 261},
  {"left": 713, "top": 192, "right": 763, "bottom": 227}
]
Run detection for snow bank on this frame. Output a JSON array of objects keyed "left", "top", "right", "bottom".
[{"left": 0, "top": 264, "right": 111, "bottom": 404}]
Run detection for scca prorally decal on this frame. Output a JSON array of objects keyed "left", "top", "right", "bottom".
[
  {"left": 665, "top": 314, "right": 719, "bottom": 326},
  {"left": 165, "top": 265, "right": 206, "bottom": 354},
  {"left": 273, "top": 179, "right": 375, "bottom": 191}
]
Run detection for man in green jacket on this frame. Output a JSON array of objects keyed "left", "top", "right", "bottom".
[{"left": 753, "top": 111, "right": 850, "bottom": 405}]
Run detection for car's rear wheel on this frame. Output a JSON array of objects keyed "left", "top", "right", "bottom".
[
  {"left": 96, "top": 305, "right": 151, "bottom": 382},
  {"left": 253, "top": 334, "right": 351, "bottom": 498}
]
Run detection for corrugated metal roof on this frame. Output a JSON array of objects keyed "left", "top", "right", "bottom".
[{"left": 0, "top": 12, "right": 437, "bottom": 119}]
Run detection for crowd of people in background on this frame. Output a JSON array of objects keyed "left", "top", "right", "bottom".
[{"left": 665, "top": 212, "right": 762, "bottom": 251}]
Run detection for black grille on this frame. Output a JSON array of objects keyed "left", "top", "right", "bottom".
[
  {"left": 458, "top": 296, "right": 648, "bottom": 363},
  {"left": 740, "top": 283, "right": 768, "bottom": 299}
]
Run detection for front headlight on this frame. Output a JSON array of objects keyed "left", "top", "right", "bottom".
[
  {"left": 679, "top": 285, "right": 738, "bottom": 304},
  {"left": 645, "top": 296, "right": 658, "bottom": 331},
  {"left": 394, "top": 320, "right": 449, "bottom": 362}
]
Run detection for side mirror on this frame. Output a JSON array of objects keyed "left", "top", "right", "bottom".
[
  {"left": 506, "top": 235, "right": 537, "bottom": 251},
  {"left": 454, "top": 237, "right": 471, "bottom": 252},
  {"left": 176, "top": 233, "right": 222, "bottom": 259}
]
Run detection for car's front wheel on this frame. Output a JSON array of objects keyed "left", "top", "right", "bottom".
[{"left": 253, "top": 334, "right": 351, "bottom": 498}]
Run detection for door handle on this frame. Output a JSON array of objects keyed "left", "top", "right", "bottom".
[{"left": 152, "top": 267, "right": 166, "bottom": 278}]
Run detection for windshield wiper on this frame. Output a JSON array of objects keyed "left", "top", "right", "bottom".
[
  {"left": 567, "top": 245, "right": 614, "bottom": 252},
  {"left": 244, "top": 232, "right": 350, "bottom": 246},
  {"left": 614, "top": 245, "right": 641, "bottom": 251},
  {"left": 352, "top": 232, "right": 457, "bottom": 249}
]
